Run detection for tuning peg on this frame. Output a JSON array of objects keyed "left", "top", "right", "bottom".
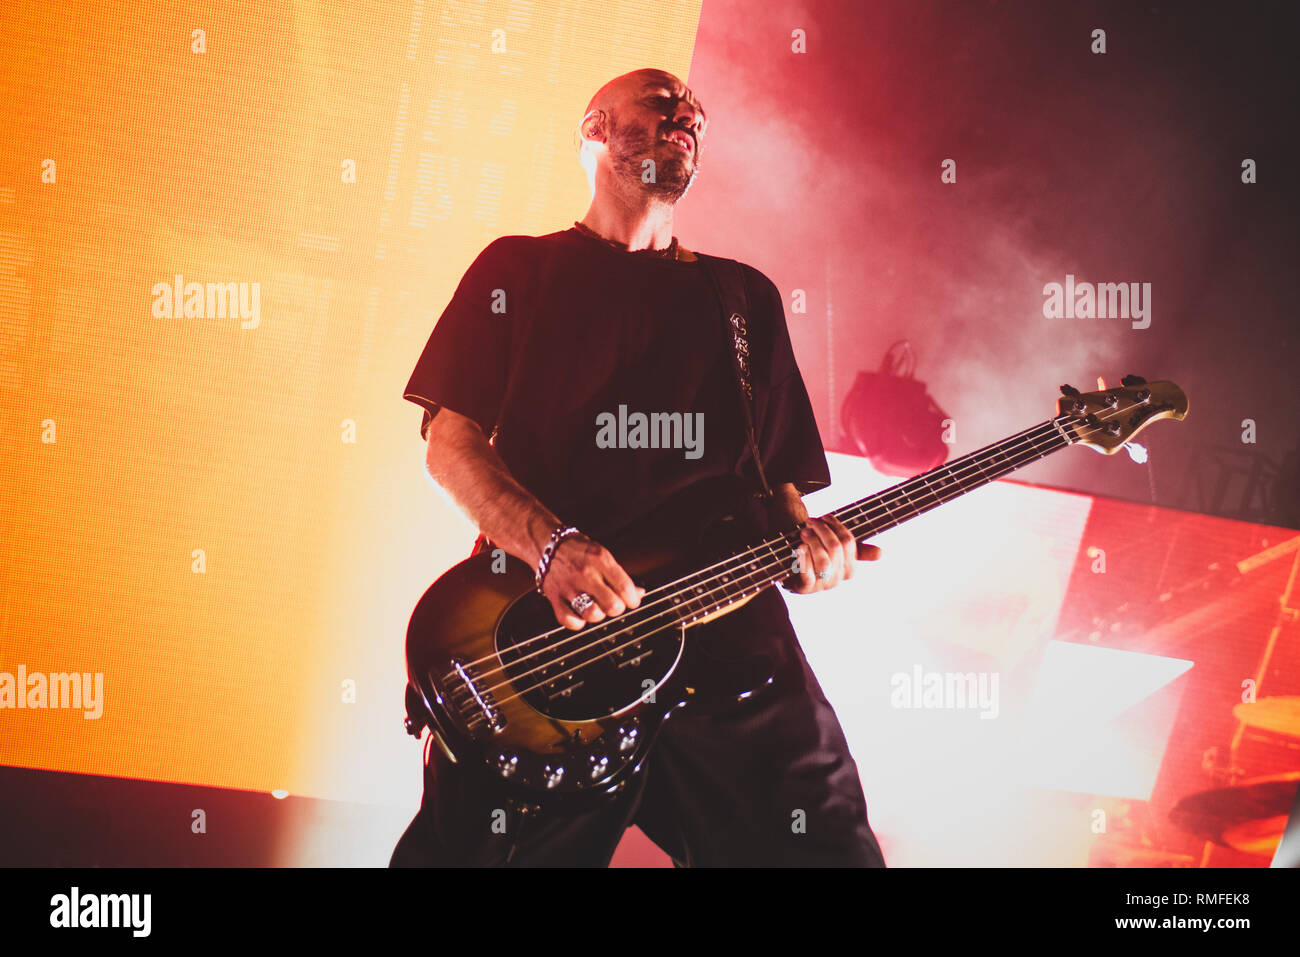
[
  {"left": 1121, "top": 374, "right": 1147, "bottom": 387},
  {"left": 1060, "top": 384, "right": 1080, "bottom": 397}
]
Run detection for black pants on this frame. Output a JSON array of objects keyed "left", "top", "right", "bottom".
[{"left": 389, "top": 591, "right": 885, "bottom": 867}]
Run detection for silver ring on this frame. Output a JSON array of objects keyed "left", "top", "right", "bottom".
[
  {"left": 569, "top": 592, "right": 594, "bottom": 614},
  {"left": 817, "top": 569, "right": 834, "bottom": 581}
]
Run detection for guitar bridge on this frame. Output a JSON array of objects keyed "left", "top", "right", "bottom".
[{"left": 450, "top": 658, "right": 506, "bottom": 733}]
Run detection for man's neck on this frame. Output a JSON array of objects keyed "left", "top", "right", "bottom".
[{"left": 578, "top": 184, "right": 676, "bottom": 252}]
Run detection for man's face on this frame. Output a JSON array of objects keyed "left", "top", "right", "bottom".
[{"left": 602, "top": 72, "right": 707, "bottom": 203}]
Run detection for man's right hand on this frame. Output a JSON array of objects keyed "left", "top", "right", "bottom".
[{"left": 540, "top": 534, "right": 645, "bottom": 630}]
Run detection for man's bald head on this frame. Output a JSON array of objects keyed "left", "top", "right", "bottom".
[{"left": 583, "top": 68, "right": 706, "bottom": 121}]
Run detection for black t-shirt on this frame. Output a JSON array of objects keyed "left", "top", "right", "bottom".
[{"left": 403, "top": 227, "right": 830, "bottom": 542}]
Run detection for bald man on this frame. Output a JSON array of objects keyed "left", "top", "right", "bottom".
[{"left": 393, "top": 69, "right": 886, "bottom": 866}]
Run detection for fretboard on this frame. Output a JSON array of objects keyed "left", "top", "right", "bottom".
[{"left": 663, "top": 415, "right": 1080, "bottom": 626}]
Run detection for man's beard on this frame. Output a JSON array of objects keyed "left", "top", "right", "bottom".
[{"left": 607, "top": 115, "right": 699, "bottom": 203}]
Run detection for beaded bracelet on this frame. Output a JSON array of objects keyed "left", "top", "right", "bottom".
[{"left": 535, "top": 525, "right": 581, "bottom": 595}]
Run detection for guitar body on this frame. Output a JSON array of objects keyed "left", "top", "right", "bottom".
[{"left": 405, "top": 476, "right": 773, "bottom": 802}]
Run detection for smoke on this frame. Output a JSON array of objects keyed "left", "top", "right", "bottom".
[{"left": 677, "top": 0, "right": 1299, "bottom": 514}]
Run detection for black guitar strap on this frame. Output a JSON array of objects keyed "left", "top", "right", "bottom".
[{"left": 697, "top": 253, "right": 773, "bottom": 501}]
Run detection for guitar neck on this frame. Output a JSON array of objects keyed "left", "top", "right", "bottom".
[
  {"left": 666, "top": 415, "right": 1081, "bottom": 626},
  {"left": 830, "top": 415, "right": 1078, "bottom": 538}
]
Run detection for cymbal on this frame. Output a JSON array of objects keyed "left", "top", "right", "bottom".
[
  {"left": 1170, "top": 771, "right": 1300, "bottom": 856},
  {"left": 1233, "top": 697, "right": 1300, "bottom": 738}
]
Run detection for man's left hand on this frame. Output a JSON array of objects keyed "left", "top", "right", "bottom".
[{"left": 781, "top": 514, "right": 881, "bottom": 594}]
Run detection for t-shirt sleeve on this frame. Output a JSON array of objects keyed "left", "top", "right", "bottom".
[
  {"left": 750, "top": 268, "right": 831, "bottom": 495},
  {"left": 403, "top": 238, "right": 518, "bottom": 441}
]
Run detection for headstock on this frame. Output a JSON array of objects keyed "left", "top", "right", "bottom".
[{"left": 1057, "top": 375, "right": 1188, "bottom": 454}]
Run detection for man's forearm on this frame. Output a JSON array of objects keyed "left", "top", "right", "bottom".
[
  {"left": 426, "top": 407, "right": 813, "bottom": 570},
  {"left": 424, "top": 409, "right": 559, "bottom": 568}
]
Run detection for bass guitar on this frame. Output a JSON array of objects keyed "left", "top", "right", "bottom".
[{"left": 405, "top": 376, "right": 1187, "bottom": 799}]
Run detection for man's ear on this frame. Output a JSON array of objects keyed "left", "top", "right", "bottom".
[{"left": 580, "top": 109, "right": 606, "bottom": 145}]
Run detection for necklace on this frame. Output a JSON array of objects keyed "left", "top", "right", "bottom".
[{"left": 572, "top": 221, "right": 681, "bottom": 261}]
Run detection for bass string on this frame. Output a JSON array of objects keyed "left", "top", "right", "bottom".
[
  {"left": 448, "top": 416, "right": 1066, "bottom": 700},
  {"left": 461, "top": 410, "right": 1119, "bottom": 718},
  {"left": 448, "top": 414, "right": 1069, "bottom": 682},
  {"left": 462, "top": 425, "right": 1068, "bottom": 725},
  {"left": 453, "top": 414, "right": 1074, "bottom": 707}
]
